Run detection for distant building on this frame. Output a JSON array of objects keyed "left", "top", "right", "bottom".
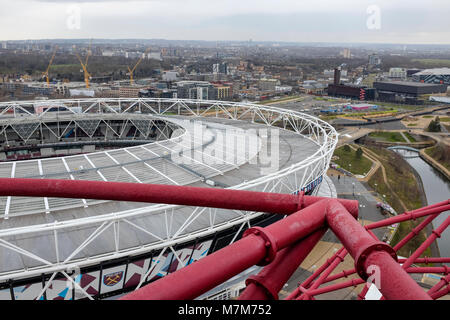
[
  {"left": 102, "top": 50, "right": 115, "bottom": 57},
  {"left": 176, "top": 81, "right": 215, "bottom": 100},
  {"left": 119, "top": 87, "right": 145, "bottom": 98},
  {"left": 162, "top": 71, "right": 179, "bottom": 82},
  {"left": 1, "top": 42, "right": 7, "bottom": 50},
  {"left": 324, "top": 69, "right": 347, "bottom": 77},
  {"left": 148, "top": 52, "right": 162, "bottom": 61},
  {"left": 388, "top": 68, "right": 407, "bottom": 80},
  {"left": 213, "top": 63, "right": 228, "bottom": 75},
  {"left": 327, "top": 84, "right": 375, "bottom": 100},
  {"left": 300, "top": 81, "right": 327, "bottom": 94},
  {"left": 368, "top": 54, "right": 382, "bottom": 66},
  {"left": 340, "top": 49, "right": 351, "bottom": 59},
  {"left": 213, "top": 64, "right": 220, "bottom": 74},
  {"left": 407, "top": 69, "right": 422, "bottom": 77},
  {"left": 22, "top": 84, "right": 54, "bottom": 96},
  {"left": 373, "top": 81, "right": 447, "bottom": 104},
  {"left": 275, "top": 86, "right": 293, "bottom": 93},
  {"left": 258, "top": 79, "right": 281, "bottom": 92},
  {"left": 412, "top": 68, "right": 450, "bottom": 85},
  {"left": 213, "top": 85, "right": 231, "bottom": 100}
]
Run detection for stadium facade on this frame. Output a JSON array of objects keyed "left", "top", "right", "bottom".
[{"left": 0, "top": 98, "right": 337, "bottom": 300}]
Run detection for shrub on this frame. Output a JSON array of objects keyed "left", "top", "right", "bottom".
[{"left": 356, "top": 147, "right": 363, "bottom": 159}]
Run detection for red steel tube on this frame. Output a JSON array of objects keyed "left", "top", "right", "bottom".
[
  {"left": 363, "top": 251, "right": 431, "bottom": 300},
  {"left": 238, "top": 228, "right": 327, "bottom": 300},
  {"left": 323, "top": 268, "right": 357, "bottom": 284},
  {"left": 297, "top": 250, "right": 349, "bottom": 300},
  {"left": 122, "top": 233, "right": 267, "bottom": 300},
  {"left": 357, "top": 284, "right": 371, "bottom": 300},
  {"left": 121, "top": 200, "right": 334, "bottom": 300},
  {"left": 299, "top": 278, "right": 365, "bottom": 298},
  {"left": 323, "top": 259, "right": 450, "bottom": 284},
  {"left": 285, "top": 246, "right": 346, "bottom": 300},
  {"left": 0, "top": 178, "right": 358, "bottom": 216},
  {"left": 393, "top": 213, "right": 440, "bottom": 252},
  {"left": 428, "top": 274, "right": 450, "bottom": 296},
  {"left": 326, "top": 200, "right": 431, "bottom": 300},
  {"left": 260, "top": 199, "right": 333, "bottom": 250},
  {"left": 405, "top": 257, "right": 450, "bottom": 264},
  {"left": 366, "top": 203, "right": 450, "bottom": 230},
  {"left": 405, "top": 267, "right": 450, "bottom": 274},
  {"left": 430, "top": 286, "right": 450, "bottom": 300},
  {"left": 401, "top": 216, "right": 450, "bottom": 270}
]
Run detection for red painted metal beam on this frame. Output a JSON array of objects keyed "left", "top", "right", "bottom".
[
  {"left": 238, "top": 228, "right": 327, "bottom": 300},
  {"left": 428, "top": 274, "right": 450, "bottom": 296},
  {"left": 405, "top": 267, "right": 450, "bottom": 274},
  {"left": 322, "top": 259, "right": 450, "bottom": 284},
  {"left": 285, "top": 247, "right": 347, "bottom": 300},
  {"left": 298, "top": 278, "right": 365, "bottom": 298},
  {"left": 297, "top": 249, "right": 349, "bottom": 300},
  {"left": 0, "top": 178, "right": 358, "bottom": 216},
  {"left": 123, "top": 233, "right": 268, "bottom": 300},
  {"left": 393, "top": 213, "right": 440, "bottom": 252},
  {"left": 366, "top": 201, "right": 450, "bottom": 230},
  {"left": 326, "top": 200, "right": 432, "bottom": 300},
  {"left": 121, "top": 200, "right": 335, "bottom": 300},
  {"left": 401, "top": 216, "right": 450, "bottom": 270}
]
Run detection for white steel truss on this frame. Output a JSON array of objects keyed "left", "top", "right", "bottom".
[{"left": 0, "top": 98, "right": 338, "bottom": 293}]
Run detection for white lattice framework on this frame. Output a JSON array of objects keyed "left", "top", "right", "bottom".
[{"left": 0, "top": 98, "right": 338, "bottom": 290}]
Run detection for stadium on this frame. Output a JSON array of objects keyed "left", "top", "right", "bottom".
[{"left": 0, "top": 98, "right": 337, "bottom": 300}]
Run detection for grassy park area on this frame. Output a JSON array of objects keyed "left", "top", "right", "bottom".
[
  {"left": 368, "top": 131, "right": 406, "bottom": 143},
  {"left": 425, "top": 144, "right": 450, "bottom": 171},
  {"left": 333, "top": 146, "right": 373, "bottom": 175},
  {"left": 365, "top": 146, "right": 431, "bottom": 259}
]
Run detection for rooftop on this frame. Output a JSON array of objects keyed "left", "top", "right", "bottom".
[
  {"left": 413, "top": 68, "right": 450, "bottom": 76},
  {"left": 374, "top": 81, "right": 446, "bottom": 87}
]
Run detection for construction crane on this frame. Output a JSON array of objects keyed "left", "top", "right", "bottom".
[
  {"left": 127, "top": 48, "right": 151, "bottom": 85},
  {"left": 42, "top": 46, "right": 58, "bottom": 87},
  {"left": 75, "top": 40, "right": 92, "bottom": 89}
]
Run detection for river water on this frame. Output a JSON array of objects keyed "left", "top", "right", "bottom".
[{"left": 394, "top": 149, "right": 450, "bottom": 261}]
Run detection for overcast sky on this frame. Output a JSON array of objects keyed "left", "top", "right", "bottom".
[{"left": 1, "top": 0, "right": 450, "bottom": 44}]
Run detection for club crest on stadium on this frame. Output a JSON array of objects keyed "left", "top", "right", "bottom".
[{"left": 103, "top": 271, "right": 124, "bottom": 287}]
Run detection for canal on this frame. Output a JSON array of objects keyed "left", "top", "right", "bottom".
[{"left": 394, "top": 149, "right": 450, "bottom": 262}]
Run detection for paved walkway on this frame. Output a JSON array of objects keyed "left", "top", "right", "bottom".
[{"left": 400, "top": 131, "right": 411, "bottom": 143}]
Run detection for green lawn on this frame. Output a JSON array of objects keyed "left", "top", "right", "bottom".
[
  {"left": 365, "top": 146, "right": 431, "bottom": 261},
  {"left": 369, "top": 131, "right": 406, "bottom": 143},
  {"left": 425, "top": 145, "right": 450, "bottom": 171},
  {"left": 403, "top": 132, "right": 416, "bottom": 143},
  {"left": 333, "top": 146, "right": 373, "bottom": 175}
]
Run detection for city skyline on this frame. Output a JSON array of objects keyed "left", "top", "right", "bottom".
[{"left": 1, "top": 0, "right": 450, "bottom": 44}]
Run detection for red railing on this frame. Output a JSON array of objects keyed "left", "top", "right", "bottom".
[{"left": 0, "top": 178, "right": 448, "bottom": 300}]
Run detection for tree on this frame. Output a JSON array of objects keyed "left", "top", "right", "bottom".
[
  {"left": 427, "top": 119, "right": 441, "bottom": 132},
  {"left": 356, "top": 147, "right": 363, "bottom": 159}
]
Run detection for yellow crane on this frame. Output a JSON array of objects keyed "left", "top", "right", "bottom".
[
  {"left": 75, "top": 40, "right": 92, "bottom": 89},
  {"left": 127, "top": 48, "right": 151, "bottom": 85},
  {"left": 42, "top": 46, "right": 58, "bottom": 87}
]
